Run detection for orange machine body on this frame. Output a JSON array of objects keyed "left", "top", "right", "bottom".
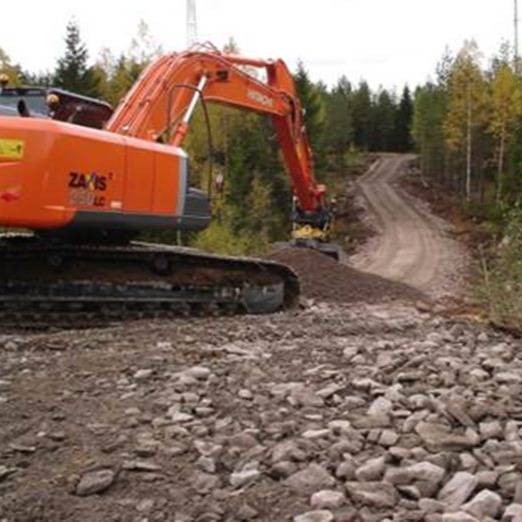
[
  {"left": 0, "top": 117, "right": 206, "bottom": 232},
  {"left": 0, "top": 46, "right": 327, "bottom": 235}
]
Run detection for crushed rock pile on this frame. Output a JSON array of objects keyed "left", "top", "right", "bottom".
[{"left": 269, "top": 247, "right": 425, "bottom": 304}]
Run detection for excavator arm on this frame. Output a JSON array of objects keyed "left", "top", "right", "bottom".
[{"left": 107, "top": 47, "right": 327, "bottom": 215}]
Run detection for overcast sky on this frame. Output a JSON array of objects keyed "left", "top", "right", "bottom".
[{"left": 1, "top": 0, "right": 517, "bottom": 90}]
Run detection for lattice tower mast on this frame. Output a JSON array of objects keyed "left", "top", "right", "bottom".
[
  {"left": 513, "top": 0, "right": 519, "bottom": 73},
  {"left": 187, "top": 0, "right": 198, "bottom": 47}
]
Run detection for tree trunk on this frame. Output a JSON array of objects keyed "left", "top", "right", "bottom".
[
  {"left": 496, "top": 127, "right": 506, "bottom": 206},
  {"left": 465, "top": 87, "right": 472, "bottom": 202}
]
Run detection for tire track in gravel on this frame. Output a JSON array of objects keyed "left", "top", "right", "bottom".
[{"left": 350, "top": 154, "right": 467, "bottom": 297}]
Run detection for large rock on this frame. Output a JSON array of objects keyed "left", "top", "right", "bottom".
[
  {"left": 0, "top": 466, "right": 15, "bottom": 482},
  {"left": 415, "top": 422, "right": 476, "bottom": 451},
  {"left": 503, "top": 503, "right": 522, "bottom": 522},
  {"left": 355, "top": 456, "right": 385, "bottom": 481},
  {"left": 367, "top": 397, "right": 393, "bottom": 416},
  {"left": 76, "top": 469, "right": 116, "bottom": 496},
  {"left": 230, "top": 469, "right": 260, "bottom": 488},
  {"left": 461, "top": 489, "right": 502, "bottom": 519},
  {"left": 384, "top": 461, "right": 445, "bottom": 487},
  {"left": 446, "top": 398, "right": 475, "bottom": 428},
  {"left": 379, "top": 429, "right": 399, "bottom": 447},
  {"left": 335, "top": 458, "right": 357, "bottom": 480},
  {"left": 192, "top": 472, "right": 220, "bottom": 493},
  {"left": 419, "top": 498, "right": 445, "bottom": 514},
  {"left": 285, "top": 463, "right": 335, "bottom": 495},
  {"left": 310, "top": 490, "right": 345, "bottom": 510},
  {"left": 499, "top": 472, "right": 521, "bottom": 498},
  {"left": 475, "top": 470, "right": 498, "bottom": 488},
  {"left": 289, "top": 386, "right": 324, "bottom": 407},
  {"left": 442, "top": 513, "right": 479, "bottom": 522},
  {"left": 294, "top": 511, "right": 334, "bottom": 522},
  {"left": 271, "top": 461, "right": 297, "bottom": 479},
  {"left": 479, "top": 421, "right": 503, "bottom": 441},
  {"left": 186, "top": 366, "right": 212, "bottom": 380},
  {"left": 495, "top": 372, "right": 522, "bottom": 385},
  {"left": 345, "top": 481, "right": 398, "bottom": 508},
  {"left": 272, "top": 440, "right": 307, "bottom": 464},
  {"left": 437, "top": 472, "right": 478, "bottom": 509}
]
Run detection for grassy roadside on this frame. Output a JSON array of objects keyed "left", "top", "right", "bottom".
[
  {"left": 477, "top": 208, "right": 522, "bottom": 332},
  {"left": 400, "top": 161, "right": 522, "bottom": 333}
]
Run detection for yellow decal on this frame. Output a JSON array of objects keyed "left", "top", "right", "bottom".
[{"left": 0, "top": 139, "right": 25, "bottom": 160}]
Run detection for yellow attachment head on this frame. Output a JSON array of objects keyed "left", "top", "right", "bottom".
[
  {"left": 292, "top": 224, "right": 328, "bottom": 241},
  {"left": 0, "top": 73, "right": 9, "bottom": 87}
]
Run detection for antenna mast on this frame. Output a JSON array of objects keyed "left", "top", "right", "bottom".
[
  {"left": 513, "top": 0, "right": 519, "bottom": 73},
  {"left": 187, "top": 0, "right": 198, "bottom": 47}
]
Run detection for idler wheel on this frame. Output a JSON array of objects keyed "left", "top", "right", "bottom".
[{"left": 151, "top": 254, "right": 171, "bottom": 275}]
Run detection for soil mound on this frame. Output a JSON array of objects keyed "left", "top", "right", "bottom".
[{"left": 269, "top": 247, "right": 425, "bottom": 304}]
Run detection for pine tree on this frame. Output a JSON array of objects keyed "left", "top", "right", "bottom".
[
  {"left": 395, "top": 86, "right": 414, "bottom": 152},
  {"left": 54, "top": 20, "right": 100, "bottom": 97},
  {"left": 351, "top": 81, "right": 372, "bottom": 150},
  {"left": 294, "top": 62, "right": 325, "bottom": 154},
  {"left": 436, "top": 47, "right": 454, "bottom": 88},
  {"left": 323, "top": 76, "right": 353, "bottom": 168},
  {"left": 372, "top": 89, "right": 396, "bottom": 151},
  {"left": 108, "top": 55, "right": 137, "bottom": 105}
]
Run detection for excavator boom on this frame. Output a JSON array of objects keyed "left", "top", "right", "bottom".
[{"left": 108, "top": 48, "right": 327, "bottom": 214}]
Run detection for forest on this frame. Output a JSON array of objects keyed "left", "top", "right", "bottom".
[{"left": 411, "top": 40, "right": 522, "bottom": 322}]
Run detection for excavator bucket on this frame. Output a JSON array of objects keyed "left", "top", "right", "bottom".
[{"left": 290, "top": 238, "right": 340, "bottom": 261}]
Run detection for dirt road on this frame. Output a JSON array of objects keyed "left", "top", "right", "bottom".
[{"left": 351, "top": 155, "right": 468, "bottom": 299}]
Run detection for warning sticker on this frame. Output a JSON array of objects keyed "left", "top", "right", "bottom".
[{"left": 0, "top": 139, "right": 25, "bottom": 160}]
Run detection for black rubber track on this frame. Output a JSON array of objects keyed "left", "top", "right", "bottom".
[{"left": 0, "top": 237, "right": 300, "bottom": 331}]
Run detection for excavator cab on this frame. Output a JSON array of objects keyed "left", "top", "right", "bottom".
[{"left": 0, "top": 74, "right": 113, "bottom": 129}]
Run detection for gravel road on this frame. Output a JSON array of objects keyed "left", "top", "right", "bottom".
[
  {"left": 2, "top": 155, "right": 520, "bottom": 522},
  {"left": 351, "top": 155, "right": 470, "bottom": 300}
]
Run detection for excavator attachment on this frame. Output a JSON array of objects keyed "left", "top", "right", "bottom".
[
  {"left": 290, "top": 199, "right": 339, "bottom": 260},
  {"left": 290, "top": 234, "right": 340, "bottom": 261}
]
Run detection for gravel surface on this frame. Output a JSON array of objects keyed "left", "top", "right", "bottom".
[{"left": 1, "top": 305, "right": 522, "bottom": 521}]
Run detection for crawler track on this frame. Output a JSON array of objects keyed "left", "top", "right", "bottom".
[{"left": 0, "top": 237, "right": 299, "bottom": 330}]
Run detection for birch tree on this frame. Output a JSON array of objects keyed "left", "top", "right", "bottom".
[
  {"left": 444, "top": 41, "right": 487, "bottom": 200},
  {"left": 0, "top": 48, "right": 22, "bottom": 86},
  {"left": 412, "top": 84, "right": 446, "bottom": 181},
  {"left": 488, "top": 64, "right": 522, "bottom": 203}
]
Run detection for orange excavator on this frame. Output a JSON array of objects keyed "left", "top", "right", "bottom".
[{"left": 0, "top": 45, "right": 336, "bottom": 323}]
